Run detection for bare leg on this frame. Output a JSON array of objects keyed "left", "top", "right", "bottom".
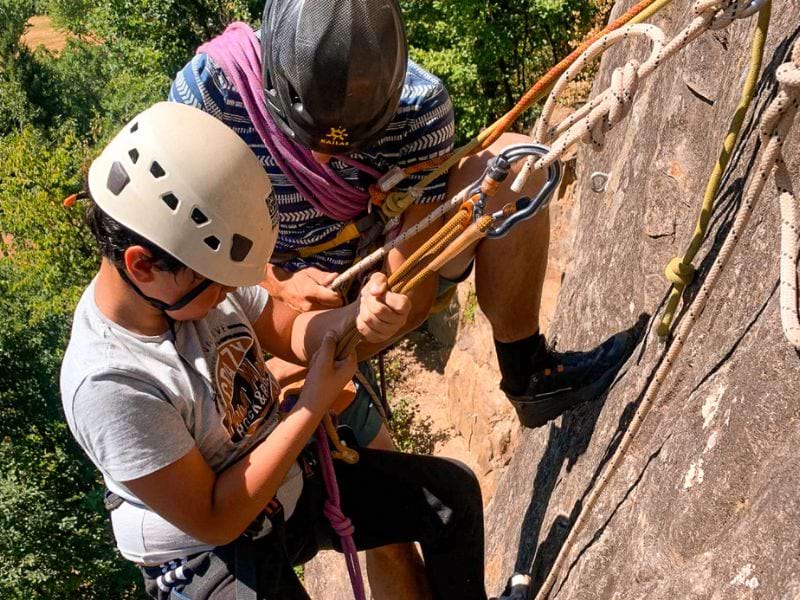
[
  {"left": 365, "top": 542, "right": 432, "bottom": 600},
  {"left": 442, "top": 132, "right": 550, "bottom": 343}
]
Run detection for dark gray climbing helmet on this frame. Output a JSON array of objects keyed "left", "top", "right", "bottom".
[{"left": 261, "top": 0, "right": 408, "bottom": 153}]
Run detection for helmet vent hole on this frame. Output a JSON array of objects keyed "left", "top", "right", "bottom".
[
  {"left": 191, "top": 208, "right": 209, "bottom": 225},
  {"left": 107, "top": 162, "right": 130, "bottom": 196},
  {"left": 128, "top": 149, "right": 139, "bottom": 164},
  {"left": 230, "top": 234, "right": 254, "bottom": 262},
  {"left": 204, "top": 236, "right": 221, "bottom": 251},
  {"left": 162, "top": 193, "right": 179, "bottom": 212},
  {"left": 130, "top": 122, "right": 139, "bottom": 133},
  {"left": 150, "top": 161, "right": 166, "bottom": 179}
]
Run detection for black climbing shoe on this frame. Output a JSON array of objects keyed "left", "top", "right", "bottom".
[
  {"left": 506, "top": 330, "right": 634, "bottom": 428},
  {"left": 493, "top": 573, "right": 531, "bottom": 600}
]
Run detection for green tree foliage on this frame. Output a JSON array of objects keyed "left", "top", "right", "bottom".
[
  {"left": 0, "top": 125, "right": 144, "bottom": 597},
  {"left": 0, "top": 2, "right": 261, "bottom": 597},
  {"left": 0, "top": 119, "right": 143, "bottom": 598},
  {"left": 402, "top": 0, "right": 603, "bottom": 142},
  {"left": 49, "top": 0, "right": 262, "bottom": 76},
  {"left": 1, "top": 1, "right": 606, "bottom": 596}
]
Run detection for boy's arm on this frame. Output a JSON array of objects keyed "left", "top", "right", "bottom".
[{"left": 124, "top": 334, "right": 355, "bottom": 546}]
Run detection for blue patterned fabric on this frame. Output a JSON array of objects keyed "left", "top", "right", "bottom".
[{"left": 170, "top": 39, "right": 455, "bottom": 273}]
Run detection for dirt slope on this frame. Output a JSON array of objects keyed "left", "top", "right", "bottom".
[{"left": 20, "top": 16, "right": 69, "bottom": 53}]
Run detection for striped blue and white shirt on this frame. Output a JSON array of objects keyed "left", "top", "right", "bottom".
[{"left": 169, "top": 43, "right": 455, "bottom": 272}]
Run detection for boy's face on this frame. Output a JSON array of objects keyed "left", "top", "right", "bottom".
[{"left": 124, "top": 246, "right": 236, "bottom": 321}]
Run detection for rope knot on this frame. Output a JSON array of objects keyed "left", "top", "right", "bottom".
[
  {"left": 776, "top": 62, "right": 800, "bottom": 93},
  {"left": 381, "top": 191, "right": 415, "bottom": 218},
  {"left": 665, "top": 257, "right": 696, "bottom": 286},
  {"left": 323, "top": 500, "right": 355, "bottom": 537},
  {"left": 582, "top": 60, "right": 639, "bottom": 150}
]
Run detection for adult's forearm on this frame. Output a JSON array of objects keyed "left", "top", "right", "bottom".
[{"left": 290, "top": 302, "right": 359, "bottom": 362}]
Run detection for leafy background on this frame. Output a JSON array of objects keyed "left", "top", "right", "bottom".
[{"left": 0, "top": 1, "right": 607, "bottom": 596}]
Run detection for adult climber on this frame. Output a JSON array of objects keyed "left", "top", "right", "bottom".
[
  {"left": 60, "top": 102, "right": 488, "bottom": 600},
  {"left": 172, "top": 0, "right": 632, "bottom": 440}
]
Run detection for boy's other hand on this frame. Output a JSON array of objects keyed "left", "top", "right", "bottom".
[
  {"left": 356, "top": 272, "right": 411, "bottom": 344},
  {"left": 301, "top": 332, "right": 357, "bottom": 414}
]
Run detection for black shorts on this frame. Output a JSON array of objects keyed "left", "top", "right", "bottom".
[{"left": 141, "top": 445, "right": 487, "bottom": 600}]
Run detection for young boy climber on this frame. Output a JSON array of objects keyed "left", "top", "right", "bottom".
[{"left": 60, "top": 102, "right": 487, "bottom": 600}]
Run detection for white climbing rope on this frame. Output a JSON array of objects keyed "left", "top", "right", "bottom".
[
  {"left": 530, "top": 33, "right": 799, "bottom": 600},
  {"left": 525, "top": 0, "right": 771, "bottom": 171},
  {"left": 774, "top": 52, "right": 800, "bottom": 347},
  {"left": 329, "top": 189, "right": 468, "bottom": 291}
]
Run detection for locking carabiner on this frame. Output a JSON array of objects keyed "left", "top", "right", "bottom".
[{"left": 471, "top": 144, "right": 563, "bottom": 239}]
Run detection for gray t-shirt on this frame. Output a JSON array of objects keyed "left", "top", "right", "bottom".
[{"left": 61, "top": 279, "right": 303, "bottom": 564}]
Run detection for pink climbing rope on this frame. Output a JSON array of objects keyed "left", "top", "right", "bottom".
[
  {"left": 198, "top": 23, "right": 378, "bottom": 222},
  {"left": 314, "top": 425, "right": 366, "bottom": 600}
]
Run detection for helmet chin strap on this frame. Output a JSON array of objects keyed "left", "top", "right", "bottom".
[{"left": 116, "top": 266, "right": 215, "bottom": 314}]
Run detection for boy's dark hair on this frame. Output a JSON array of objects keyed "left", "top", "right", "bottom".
[{"left": 84, "top": 197, "right": 186, "bottom": 273}]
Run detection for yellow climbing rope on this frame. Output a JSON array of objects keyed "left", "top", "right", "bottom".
[{"left": 657, "top": 3, "right": 771, "bottom": 336}]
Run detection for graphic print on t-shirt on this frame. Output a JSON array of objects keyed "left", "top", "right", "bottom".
[{"left": 214, "top": 326, "right": 278, "bottom": 443}]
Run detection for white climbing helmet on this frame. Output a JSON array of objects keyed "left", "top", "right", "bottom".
[{"left": 88, "top": 102, "right": 279, "bottom": 287}]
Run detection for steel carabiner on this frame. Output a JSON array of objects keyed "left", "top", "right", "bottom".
[{"left": 471, "top": 144, "right": 563, "bottom": 239}]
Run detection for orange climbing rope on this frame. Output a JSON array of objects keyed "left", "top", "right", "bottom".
[{"left": 478, "top": 0, "right": 666, "bottom": 151}]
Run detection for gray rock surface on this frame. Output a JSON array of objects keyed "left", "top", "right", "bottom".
[
  {"left": 306, "top": 2, "right": 800, "bottom": 598},
  {"left": 485, "top": 2, "right": 800, "bottom": 599}
]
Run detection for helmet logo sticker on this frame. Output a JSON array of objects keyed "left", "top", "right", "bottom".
[{"left": 321, "top": 126, "right": 349, "bottom": 147}]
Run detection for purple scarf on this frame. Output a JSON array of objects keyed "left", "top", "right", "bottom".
[{"left": 198, "top": 23, "right": 381, "bottom": 222}]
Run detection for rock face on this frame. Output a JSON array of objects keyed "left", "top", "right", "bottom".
[
  {"left": 306, "top": 3, "right": 800, "bottom": 598},
  {"left": 485, "top": 2, "right": 800, "bottom": 599}
]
